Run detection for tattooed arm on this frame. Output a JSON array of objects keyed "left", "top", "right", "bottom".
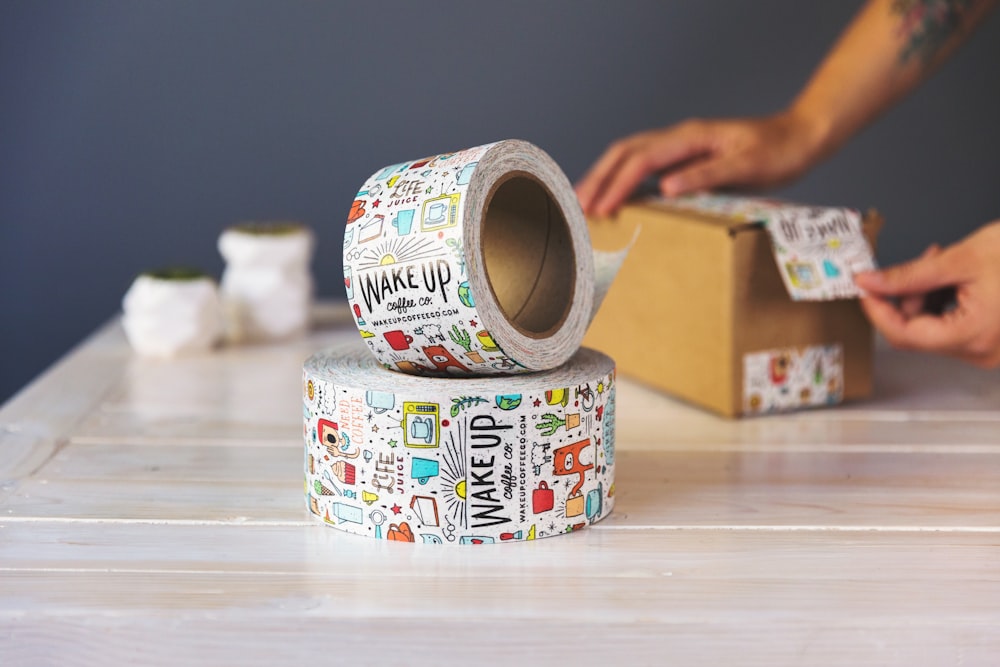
[
  {"left": 576, "top": 0, "right": 998, "bottom": 217},
  {"left": 787, "top": 0, "right": 998, "bottom": 172}
]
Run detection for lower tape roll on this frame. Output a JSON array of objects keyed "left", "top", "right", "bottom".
[{"left": 303, "top": 342, "right": 617, "bottom": 544}]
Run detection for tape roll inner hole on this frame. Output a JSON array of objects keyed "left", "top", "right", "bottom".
[{"left": 482, "top": 174, "right": 575, "bottom": 338}]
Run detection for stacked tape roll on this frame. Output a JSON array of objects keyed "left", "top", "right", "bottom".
[
  {"left": 303, "top": 342, "right": 617, "bottom": 544},
  {"left": 343, "top": 139, "right": 624, "bottom": 375}
]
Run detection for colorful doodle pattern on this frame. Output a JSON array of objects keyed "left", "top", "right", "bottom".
[
  {"left": 665, "top": 194, "right": 877, "bottom": 301},
  {"left": 345, "top": 143, "right": 535, "bottom": 376},
  {"left": 302, "top": 368, "right": 617, "bottom": 544},
  {"left": 743, "top": 344, "right": 844, "bottom": 415}
]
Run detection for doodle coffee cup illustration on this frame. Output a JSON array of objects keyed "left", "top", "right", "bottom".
[
  {"left": 411, "top": 457, "right": 439, "bottom": 484},
  {"left": 586, "top": 483, "right": 603, "bottom": 521},
  {"left": 383, "top": 330, "right": 414, "bottom": 350},
  {"left": 392, "top": 209, "right": 415, "bottom": 235}
]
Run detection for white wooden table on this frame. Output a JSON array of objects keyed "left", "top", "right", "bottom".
[{"left": 3, "top": 304, "right": 1000, "bottom": 666}]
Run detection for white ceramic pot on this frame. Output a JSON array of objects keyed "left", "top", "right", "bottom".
[
  {"left": 218, "top": 223, "right": 315, "bottom": 342},
  {"left": 121, "top": 269, "right": 223, "bottom": 357}
]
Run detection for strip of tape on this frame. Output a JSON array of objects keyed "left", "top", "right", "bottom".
[
  {"left": 303, "top": 342, "right": 617, "bottom": 544},
  {"left": 343, "top": 140, "right": 627, "bottom": 376},
  {"left": 663, "top": 194, "right": 877, "bottom": 301},
  {"left": 743, "top": 344, "right": 844, "bottom": 415}
]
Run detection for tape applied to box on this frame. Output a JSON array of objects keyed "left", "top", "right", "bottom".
[
  {"left": 343, "top": 140, "right": 627, "bottom": 376},
  {"left": 743, "top": 344, "right": 844, "bottom": 414},
  {"left": 666, "top": 194, "right": 877, "bottom": 301},
  {"left": 303, "top": 342, "right": 617, "bottom": 544}
]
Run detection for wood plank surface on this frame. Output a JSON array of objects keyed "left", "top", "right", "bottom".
[{"left": 2, "top": 303, "right": 999, "bottom": 666}]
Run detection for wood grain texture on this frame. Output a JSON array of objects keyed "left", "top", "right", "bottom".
[{"left": 2, "top": 303, "right": 999, "bottom": 666}]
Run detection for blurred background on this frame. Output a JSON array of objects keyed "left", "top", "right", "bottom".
[{"left": 3, "top": 0, "right": 1000, "bottom": 402}]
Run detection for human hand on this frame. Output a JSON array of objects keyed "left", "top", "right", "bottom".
[
  {"left": 575, "top": 111, "right": 828, "bottom": 217},
  {"left": 854, "top": 221, "right": 1000, "bottom": 368}
]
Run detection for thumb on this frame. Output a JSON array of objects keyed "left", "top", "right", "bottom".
[{"left": 854, "top": 244, "right": 966, "bottom": 297}]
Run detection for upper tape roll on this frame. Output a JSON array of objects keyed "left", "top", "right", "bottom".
[{"left": 343, "top": 140, "right": 599, "bottom": 376}]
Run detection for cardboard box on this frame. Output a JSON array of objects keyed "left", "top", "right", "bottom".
[{"left": 584, "top": 198, "right": 883, "bottom": 418}]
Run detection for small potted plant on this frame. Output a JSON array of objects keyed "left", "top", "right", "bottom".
[
  {"left": 217, "top": 222, "right": 315, "bottom": 342},
  {"left": 121, "top": 267, "right": 222, "bottom": 356}
]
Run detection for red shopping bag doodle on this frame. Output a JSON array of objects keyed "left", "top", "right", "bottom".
[{"left": 532, "top": 481, "right": 554, "bottom": 514}]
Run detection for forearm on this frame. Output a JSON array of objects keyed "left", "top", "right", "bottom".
[{"left": 789, "top": 0, "right": 998, "bottom": 161}]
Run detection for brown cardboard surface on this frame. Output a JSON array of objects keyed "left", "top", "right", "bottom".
[
  {"left": 584, "top": 200, "right": 883, "bottom": 418},
  {"left": 587, "top": 204, "right": 736, "bottom": 416}
]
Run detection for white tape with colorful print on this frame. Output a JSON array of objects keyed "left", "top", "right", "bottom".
[
  {"left": 665, "top": 193, "right": 877, "bottom": 301},
  {"left": 743, "top": 344, "right": 844, "bottom": 415},
  {"left": 303, "top": 341, "right": 617, "bottom": 544},
  {"left": 343, "top": 139, "right": 626, "bottom": 376}
]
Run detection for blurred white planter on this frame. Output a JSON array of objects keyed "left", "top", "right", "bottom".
[
  {"left": 218, "top": 223, "right": 315, "bottom": 343},
  {"left": 122, "top": 270, "right": 223, "bottom": 357}
]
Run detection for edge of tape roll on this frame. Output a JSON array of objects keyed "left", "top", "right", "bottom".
[
  {"left": 343, "top": 139, "right": 627, "bottom": 376},
  {"left": 303, "top": 341, "right": 617, "bottom": 544}
]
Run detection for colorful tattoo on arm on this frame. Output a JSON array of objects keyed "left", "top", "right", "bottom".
[{"left": 892, "top": 0, "right": 976, "bottom": 64}]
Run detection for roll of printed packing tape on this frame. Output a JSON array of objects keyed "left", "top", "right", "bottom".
[
  {"left": 343, "top": 139, "right": 626, "bottom": 376},
  {"left": 303, "top": 341, "right": 617, "bottom": 544}
]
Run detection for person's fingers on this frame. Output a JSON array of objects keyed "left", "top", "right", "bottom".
[
  {"left": 899, "top": 295, "right": 925, "bottom": 319},
  {"left": 897, "top": 245, "right": 943, "bottom": 318},
  {"left": 854, "top": 244, "right": 967, "bottom": 297},
  {"left": 575, "top": 141, "right": 630, "bottom": 215},
  {"left": 860, "top": 294, "right": 975, "bottom": 353},
  {"left": 580, "top": 121, "right": 717, "bottom": 216},
  {"left": 576, "top": 140, "right": 629, "bottom": 215},
  {"left": 659, "top": 153, "right": 749, "bottom": 197},
  {"left": 589, "top": 150, "right": 658, "bottom": 217}
]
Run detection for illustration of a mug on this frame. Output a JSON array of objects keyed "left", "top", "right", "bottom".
[
  {"left": 411, "top": 457, "right": 439, "bottom": 484},
  {"left": 532, "top": 481, "right": 554, "bottom": 513},
  {"left": 375, "top": 162, "right": 406, "bottom": 181},
  {"left": 331, "top": 502, "right": 363, "bottom": 524},
  {"left": 785, "top": 260, "right": 820, "bottom": 289},
  {"left": 365, "top": 389, "right": 395, "bottom": 413},
  {"left": 420, "top": 193, "right": 460, "bottom": 231},
  {"left": 392, "top": 209, "right": 415, "bottom": 235},
  {"left": 545, "top": 388, "right": 569, "bottom": 407},
  {"left": 455, "top": 162, "right": 477, "bottom": 185},
  {"left": 476, "top": 330, "right": 500, "bottom": 352},
  {"left": 344, "top": 266, "right": 353, "bottom": 299},
  {"left": 383, "top": 330, "right": 414, "bottom": 350},
  {"left": 585, "top": 482, "right": 603, "bottom": 521},
  {"left": 403, "top": 401, "right": 440, "bottom": 448},
  {"left": 426, "top": 203, "right": 447, "bottom": 223}
]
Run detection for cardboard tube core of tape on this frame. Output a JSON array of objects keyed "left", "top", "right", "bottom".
[{"left": 481, "top": 172, "right": 575, "bottom": 339}]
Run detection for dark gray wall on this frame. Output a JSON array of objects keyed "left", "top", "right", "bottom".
[{"left": 3, "top": 1, "right": 999, "bottom": 401}]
